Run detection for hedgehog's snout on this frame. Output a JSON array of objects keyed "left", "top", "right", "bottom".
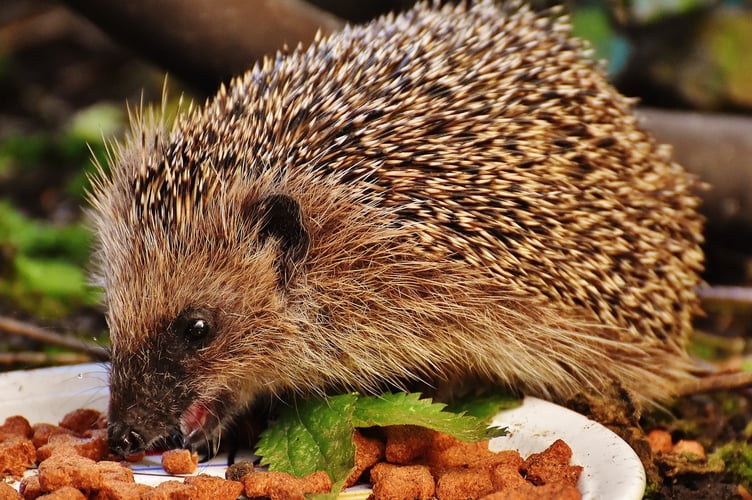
[{"left": 108, "top": 421, "right": 147, "bottom": 456}]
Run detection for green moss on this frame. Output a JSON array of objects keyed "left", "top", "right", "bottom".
[{"left": 711, "top": 441, "right": 752, "bottom": 489}]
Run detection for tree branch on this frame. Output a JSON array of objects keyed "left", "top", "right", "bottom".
[
  {"left": 0, "top": 315, "right": 109, "bottom": 361},
  {"left": 638, "top": 108, "right": 752, "bottom": 230},
  {"left": 59, "top": 0, "right": 345, "bottom": 93}
]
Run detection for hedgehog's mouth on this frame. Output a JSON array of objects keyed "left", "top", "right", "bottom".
[{"left": 179, "top": 401, "right": 222, "bottom": 456}]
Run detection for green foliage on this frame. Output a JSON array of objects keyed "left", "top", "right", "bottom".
[
  {"left": 0, "top": 202, "right": 91, "bottom": 265},
  {"left": 62, "top": 104, "right": 121, "bottom": 199},
  {"left": 256, "top": 392, "right": 510, "bottom": 497},
  {"left": 0, "top": 103, "right": 122, "bottom": 318},
  {"left": 0, "top": 103, "right": 121, "bottom": 202},
  {"left": 570, "top": 6, "right": 630, "bottom": 76},
  {"left": 0, "top": 201, "right": 99, "bottom": 318},
  {"left": 707, "top": 14, "right": 752, "bottom": 108},
  {"left": 352, "top": 392, "right": 507, "bottom": 441},
  {"left": 0, "top": 134, "right": 48, "bottom": 170}
]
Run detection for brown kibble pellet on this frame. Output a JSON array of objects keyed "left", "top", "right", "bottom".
[
  {"left": 344, "top": 429, "right": 385, "bottom": 488},
  {"left": 0, "top": 481, "right": 22, "bottom": 499},
  {"left": 37, "top": 430, "right": 109, "bottom": 462},
  {"left": 32, "top": 424, "right": 72, "bottom": 449},
  {"left": 94, "top": 413, "right": 108, "bottom": 430},
  {"left": 241, "top": 470, "right": 331, "bottom": 500},
  {"left": 242, "top": 471, "right": 305, "bottom": 500},
  {"left": 96, "top": 460, "right": 134, "bottom": 483},
  {"left": 19, "top": 474, "right": 42, "bottom": 499},
  {"left": 672, "top": 439, "right": 706, "bottom": 460},
  {"left": 142, "top": 480, "right": 194, "bottom": 499},
  {"left": 425, "top": 436, "right": 499, "bottom": 468},
  {"left": 384, "top": 426, "right": 434, "bottom": 464},
  {"left": 481, "top": 481, "right": 581, "bottom": 500},
  {"left": 487, "top": 449, "right": 525, "bottom": 469},
  {"left": 37, "top": 486, "right": 86, "bottom": 500},
  {"left": 161, "top": 449, "right": 198, "bottom": 475},
  {"left": 59, "top": 409, "right": 101, "bottom": 436},
  {"left": 38, "top": 453, "right": 102, "bottom": 491},
  {"left": 370, "top": 462, "right": 435, "bottom": 500},
  {"left": 0, "top": 436, "right": 37, "bottom": 479},
  {"left": 38, "top": 486, "right": 86, "bottom": 500},
  {"left": 184, "top": 474, "right": 244, "bottom": 500},
  {"left": 0, "top": 416, "right": 33, "bottom": 440},
  {"left": 93, "top": 480, "right": 153, "bottom": 500},
  {"left": 225, "top": 461, "right": 254, "bottom": 481},
  {"left": 647, "top": 429, "right": 673, "bottom": 455},
  {"left": 434, "top": 466, "right": 495, "bottom": 499},
  {"left": 490, "top": 456, "right": 528, "bottom": 491},
  {"left": 521, "top": 439, "right": 582, "bottom": 487},
  {"left": 300, "top": 470, "right": 332, "bottom": 494}
]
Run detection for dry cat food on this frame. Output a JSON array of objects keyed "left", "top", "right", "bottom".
[
  {"left": 160, "top": 449, "right": 199, "bottom": 475},
  {"left": 350, "top": 426, "right": 582, "bottom": 500},
  {"left": 0, "top": 410, "right": 582, "bottom": 499}
]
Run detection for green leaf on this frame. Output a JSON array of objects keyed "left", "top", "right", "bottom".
[
  {"left": 255, "top": 391, "right": 509, "bottom": 496},
  {"left": 353, "top": 392, "right": 505, "bottom": 442},
  {"left": 446, "top": 391, "right": 522, "bottom": 422},
  {"left": 0, "top": 201, "right": 92, "bottom": 265},
  {"left": 66, "top": 103, "right": 124, "bottom": 144},
  {"left": 0, "top": 200, "right": 99, "bottom": 318},
  {"left": 256, "top": 393, "right": 358, "bottom": 486}
]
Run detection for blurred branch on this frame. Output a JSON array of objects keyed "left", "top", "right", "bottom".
[
  {"left": 58, "top": 0, "right": 345, "bottom": 93},
  {"left": 638, "top": 108, "right": 752, "bottom": 230},
  {"left": 679, "top": 371, "right": 752, "bottom": 396},
  {"left": 0, "top": 315, "right": 109, "bottom": 361},
  {"left": 0, "top": 351, "right": 95, "bottom": 365},
  {"left": 697, "top": 285, "right": 752, "bottom": 306}
]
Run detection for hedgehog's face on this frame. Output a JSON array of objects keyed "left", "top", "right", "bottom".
[{"left": 106, "top": 193, "right": 311, "bottom": 456}]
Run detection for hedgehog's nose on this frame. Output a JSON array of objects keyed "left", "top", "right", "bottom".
[{"left": 108, "top": 422, "right": 146, "bottom": 456}]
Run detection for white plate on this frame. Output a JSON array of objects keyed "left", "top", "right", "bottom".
[
  {"left": 490, "top": 397, "right": 646, "bottom": 499},
  {"left": 0, "top": 363, "right": 645, "bottom": 499}
]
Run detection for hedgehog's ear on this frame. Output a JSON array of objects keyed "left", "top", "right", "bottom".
[{"left": 247, "top": 194, "right": 309, "bottom": 285}]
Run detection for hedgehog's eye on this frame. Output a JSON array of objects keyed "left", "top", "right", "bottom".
[
  {"left": 172, "top": 309, "right": 215, "bottom": 345},
  {"left": 184, "top": 318, "right": 211, "bottom": 343}
]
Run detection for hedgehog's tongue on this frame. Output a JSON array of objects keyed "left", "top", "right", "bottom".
[{"left": 179, "top": 402, "right": 210, "bottom": 448}]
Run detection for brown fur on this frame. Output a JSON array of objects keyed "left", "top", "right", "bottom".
[{"left": 89, "top": 0, "right": 704, "bottom": 454}]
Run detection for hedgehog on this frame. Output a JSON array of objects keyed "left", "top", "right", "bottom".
[{"left": 89, "top": 0, "right": 704, "bottom": 456}]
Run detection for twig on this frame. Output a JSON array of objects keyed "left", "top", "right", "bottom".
[
  {"left": 678, "top": 371, "right": 752, "bottom": 396},
  {"left": 0, "top": 315, "right": 109, "bottom": 361},
  {"left": 697, "top": 285, "right": 752, "bottom": 306},
  {"left": 0, "top": 352, "right": 96, "bottom": 366}
]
